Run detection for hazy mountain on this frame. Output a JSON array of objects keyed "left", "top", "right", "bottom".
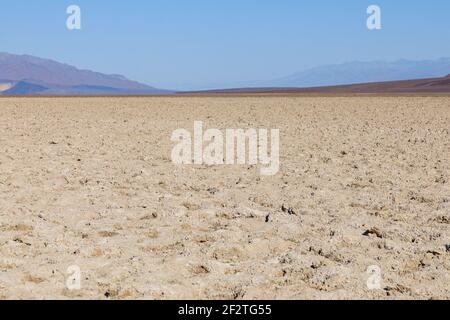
[
  {"left": 265, "top": 58, "right": 450, "bottom": 88},
  {"left": 194, "top": 74, "right": 450, "bottom": 94},
  {"left": 0, "top": 52, "right": 168, "bottom": 95},
  {"left": 3, "top": 53, "right": 450, "bottom": 94},
  {"left": 170, "top": 58, "right": 450, "bottom": 91}
]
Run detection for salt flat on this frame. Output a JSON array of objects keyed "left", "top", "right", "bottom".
[{"left": 0, "top": 96, "right": 449, "bottom": 299}]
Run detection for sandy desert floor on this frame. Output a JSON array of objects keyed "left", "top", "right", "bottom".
[{"left": 0, "top": 96, "right": 449, "bottom": 300}]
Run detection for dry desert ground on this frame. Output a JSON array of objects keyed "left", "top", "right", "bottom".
[{"left": 0, "top": 96, "right": 450, "bottom": 299}]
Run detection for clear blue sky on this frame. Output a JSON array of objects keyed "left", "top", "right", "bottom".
[{"left": 1, "top": 0, "right": 449, "bottom": 89}]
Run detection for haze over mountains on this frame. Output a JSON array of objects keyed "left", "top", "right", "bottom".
[
  {"left": 265, "top": 58, "right": 450, "bottom": 88},
  {"left": 0, "top": 53, "right": 167, "bottom": 95},
  {"left": 1, "top": 52, "right": 450, "bottom": 94},
  {"left": 194, "top": 74, "right": 450, "bottom": 95},
  {"left": 172, "top": 58, "right": 450, "bottom": 91}
]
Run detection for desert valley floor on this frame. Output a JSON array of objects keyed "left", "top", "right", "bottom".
[{"left": 0, "top": 96, "right": 449, "bottom": 299}]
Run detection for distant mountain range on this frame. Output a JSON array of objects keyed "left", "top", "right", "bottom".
[
  {"left": 1, "top": 53, "right": 450, "bottom": 95},
  {"left": 0, "top": 53, "right": 168, "bottom": 95},
  {"left": 172, "top": 58, "right": 450, "bottom": 91},
  {"left": 188, "top": 74, "right": 450, "bottom": 95},
  {"left": 265, "top": 58, "right": 450, "bottom": 88}
]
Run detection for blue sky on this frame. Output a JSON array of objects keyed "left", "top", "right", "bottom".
[{"left": 0, "top": 0, "right": 450, "bottom": 89}]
